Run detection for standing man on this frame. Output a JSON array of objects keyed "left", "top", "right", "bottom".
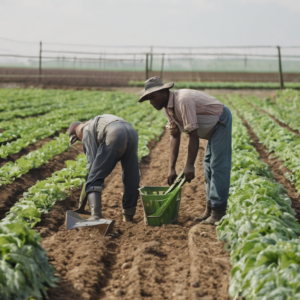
[
  {"left": 138, "top": 77, "right": 232, "bottom": 225},
  {"left": 68, "top": 114, "right": 140, "bottom": 222}
]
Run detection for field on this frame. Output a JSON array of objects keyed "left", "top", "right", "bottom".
[
  {"left": 129, "top": 81, "right": 300, "bottom": 90},
  {"left": 1, "top": 87, "right": 300, "bottom": 299},
  {"left": 1, "top": 67, "right": 300, "bottom": 88}
]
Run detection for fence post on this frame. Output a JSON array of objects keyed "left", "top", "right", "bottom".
[
  {"left": 145, "top": 53, "right": 149, "bottom": 80},
  {"left": 160, "top": 54, "right": 165, "bottom": 80},
  {"left": 150, "top": 46, "right": 153, "bottom": 72},
  {"left": 277, "top": 46, "right": 284, "bottom": 89},
  {"left": 39, "top": 41, "right": 42, "bottom": 83}
]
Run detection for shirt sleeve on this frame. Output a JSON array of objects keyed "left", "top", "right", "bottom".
[
  {"left": 180, "top": 98, "right": 199, "bottom": 133},
  {"left": 163, "top": 107, "right": 181, "bottom": 135}
]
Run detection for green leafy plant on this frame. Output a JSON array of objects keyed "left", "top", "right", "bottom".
[
  {"left": 0, "top": 133, "right": 70, "bottom": 185},
  {"left": 0, "top": 222, "right": 57, "bottom": 300},
  {"left": 248, "top": 89, "right": 300, "bottom": 133},
  {"left": 0, "top": 90, "right": 166, "bottom": 159},
  {"left": 229, "top": 94, "right": 300, "bottom": 193},
  {"left": 217, "top": 97, "right": 300, "bottom": 299},
  {"left": 129, "top": 81, "right": 300, "bottom": 90},
  {"left": 0, "top": 89, "right": 167, "bottom": 299}
]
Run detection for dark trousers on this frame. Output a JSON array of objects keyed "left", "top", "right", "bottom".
[
  {"left": 204, "top": 105, "right": 232, "bottom": 211},
  {"left": 85, "top": 122, "right": 140, "bottom": 215}
]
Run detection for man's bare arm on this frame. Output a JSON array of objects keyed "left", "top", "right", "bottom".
[
  {"left": 168, "top": 132, "right": 181, "bottom": 185},
  {"left": 184, "top": 129, "right": 199, "bottom": 183}
]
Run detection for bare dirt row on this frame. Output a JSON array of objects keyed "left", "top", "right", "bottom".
[{"left": 37, "top": 130, "right": 231, "bottom": 300}]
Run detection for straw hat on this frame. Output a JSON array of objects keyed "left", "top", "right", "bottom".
[{"left": 138, "top": 77, "right": 174, "bottom": 102}]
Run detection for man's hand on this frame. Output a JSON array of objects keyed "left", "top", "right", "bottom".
[
  {"left": 168, "top": 168, "right": 177, "bottom": 186},
  {"left": 184, "top": 164, "right": 195, "bottom": 183}
]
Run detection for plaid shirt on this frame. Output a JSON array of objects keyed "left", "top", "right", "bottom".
[{"left": 163, "top": 90, "right": 224, "bottom": 135}]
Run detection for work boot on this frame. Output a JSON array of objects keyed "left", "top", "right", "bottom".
[
  {"left": 87, "top": 192, "right": 103, "bottom": 221},
  {"left": 201, "top": 209, "right": 226, "bottom": 225},
  {"left": 122, "top": 214, "right": 134, "bottom": 222},
  {"left": 194, "top": 203, "right": 211, "bottom": 222}
]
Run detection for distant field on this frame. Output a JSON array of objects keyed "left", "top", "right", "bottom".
[
  {"left": 2, "top": 57, "right": 300, "bottom": 73},
  {"left": 0, "top": 67, "right": 300, "bottom": 88},
  {"left": 129, "top": 81, "right": 300, "bottom": 89}
]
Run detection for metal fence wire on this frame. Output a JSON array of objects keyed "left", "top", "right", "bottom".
[{"left": 0, "top": 37, "right": 299, "bottom": 87}]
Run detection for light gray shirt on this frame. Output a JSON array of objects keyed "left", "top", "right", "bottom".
[{"left": 82, "top": 114, "right": 126, "bottom": 170}]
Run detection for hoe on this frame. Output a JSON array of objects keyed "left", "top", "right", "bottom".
[{"left": 66, "top": 184, "right": 115, "bottom": 236}]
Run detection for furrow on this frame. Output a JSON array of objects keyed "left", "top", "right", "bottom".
[
  {"left": 234, "top": 109, "right": 300, "bottom": 221},
  {"left": 247, "top": 100, "right": 300, "bottom": 139},
  {"left": 0, "top": 143, "right": 82, "bottom": 219}
]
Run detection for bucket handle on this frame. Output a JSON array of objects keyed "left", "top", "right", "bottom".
[{"left": 164, "top": 170, "right": 186, "bottom": 195}]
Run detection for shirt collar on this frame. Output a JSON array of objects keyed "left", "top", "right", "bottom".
[{"left": 167, "top": 91, "right": 174, "bottom": 108}]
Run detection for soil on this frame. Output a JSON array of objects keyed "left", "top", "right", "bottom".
[
  {"left": 39, "top": 130, "right": 231, "bottom": 300},
  {"left": 1, "top": 85, "right": 299, "bottom": 299}
]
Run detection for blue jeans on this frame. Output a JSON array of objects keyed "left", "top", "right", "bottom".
[
  {"left": 203, "top": 105, "right": 232, "bottom": 210},
  {"left": 85, "top": 122, "right": 140, "bottom": 215}
]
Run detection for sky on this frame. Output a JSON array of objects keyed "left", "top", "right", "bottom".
[{"left": 0, "top": 0, "right": 299, "bottom": 48}]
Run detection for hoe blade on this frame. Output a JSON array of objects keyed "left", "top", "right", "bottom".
[{"left": 66, "top": 211, "right": 115, "bottom": 236}]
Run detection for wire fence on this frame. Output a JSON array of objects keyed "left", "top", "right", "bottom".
[{"left": 0, "top": 37, "right": 299, "bottom": 87}]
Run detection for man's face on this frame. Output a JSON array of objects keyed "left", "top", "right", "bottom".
[{"left": 146, "top": 90, "right": 168, "bottom": 110}]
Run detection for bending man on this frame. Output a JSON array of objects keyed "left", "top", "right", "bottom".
[
  {"left": 138, "top": 77, "right": 232, "bottom": 225},
  {"left": 68, "top": 114, "right": 140, "bottom": 222}
]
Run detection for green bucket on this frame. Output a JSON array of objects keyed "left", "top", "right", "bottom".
[{"left": 139, "top": 173, "right": 185, "bottom": 226}]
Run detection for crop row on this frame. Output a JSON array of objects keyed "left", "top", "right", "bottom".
[
  {"left": 0, "top": 91, "right": 157, "bottom": 158},
  {"left": 217, "top": 97, "right": 300, "bottom": 299},
  {"left": 0, "top": 97, "right": 165, "bottom": 186},
  {"left": 0, "top": 155, "right": 87, "bottom": 300},
  {"left": 248, "top": 89, "right": 300, "bottom": 133},
  {"left": 128, "top": 81, "right": 300, "bottom": 90},
  {"left": 0, "top": 92, "right": 166, "bottom": 299},
  {"left": 0, "top": 133, "right": 69, "bottom": 185},
  {"left": 0, "top": 91, "right": 127, "bottom": 145},
  {"left": 0, "top": 90, "right": 78, "bottom": 120},
  {"left": 0, "top": 113, "right": 163, "bottom": 298},
  {"left": 0, "top": 88, "right": 80, "bottom": 113},
  {"left": 229, "top": 95, "right": 300, "bottom": 191}
]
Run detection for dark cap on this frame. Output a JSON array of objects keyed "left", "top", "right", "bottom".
[{"left": 68, "top": 121, "right": 82, "bottom": 146}]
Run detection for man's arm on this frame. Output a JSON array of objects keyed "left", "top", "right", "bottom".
[
  {"left": 168, "top": 132, "right": 181, "bottom": 185},
  {"left": 184, "top": 129, "right": 199, "bottom": 183}
]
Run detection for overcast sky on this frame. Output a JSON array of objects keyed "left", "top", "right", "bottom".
[{"left": 0, "top": 0, "right": 299, "bottom": 47}]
